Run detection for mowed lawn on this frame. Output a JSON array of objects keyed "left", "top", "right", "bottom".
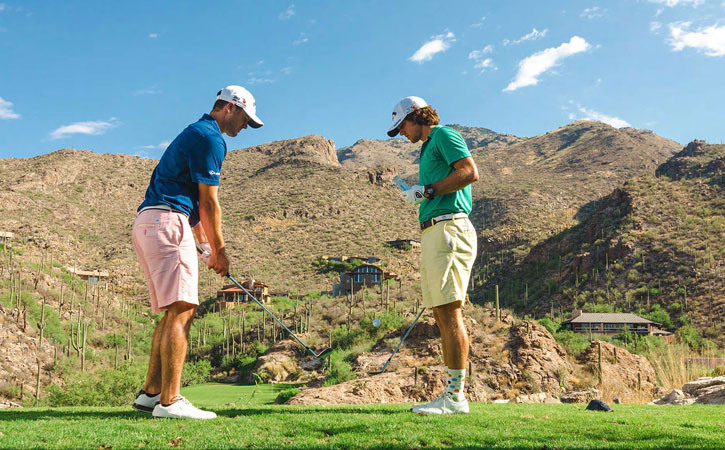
[{"left": 1, "top": 384, "right": 724, "bottom": 449}]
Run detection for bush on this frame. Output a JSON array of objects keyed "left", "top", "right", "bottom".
[
  {"left": 537, "top": 318, "right": 560, "bottom": 335},
  {"left": 46, "top": 363, "right": 146, "bottom": 406},
  {"left": 275, "top": 388, "right": 300, "bottom": 404},
  {"left": 553, "top": 330, "right": 590, "bottom": 356},
  {"left": 323, "top": 349, "right": 355, "bottom": 386},
  {"left": 181, "top": 360, "right": 212, "bottom": 386}
]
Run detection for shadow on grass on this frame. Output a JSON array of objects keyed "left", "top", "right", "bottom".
[
  {"left": 216, "top": 406, "right": 411, "bottom": 417},
  {"left": 0, "top": 409, "right": 144, "bottom": 421}
]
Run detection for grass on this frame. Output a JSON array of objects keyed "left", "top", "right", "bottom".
[
  {"left": 1, "top": 403, "right": 724, "bottom": 449},
  {"left": 181, "top": 382, "right": 303, "bottom": 408}
]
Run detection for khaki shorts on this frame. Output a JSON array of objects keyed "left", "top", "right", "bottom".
[
  {"left": 132, "top": 209, "right": 199, "bottom": 313},
  {"left": 420, "top": 217, "right": 477, "bottom": 308}
]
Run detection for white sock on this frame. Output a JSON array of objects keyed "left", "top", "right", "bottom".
[{"left": 446, "top": 368, "right": 466, "bottom": 401}]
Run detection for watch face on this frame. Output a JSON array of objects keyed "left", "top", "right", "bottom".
[{"left": 425, "top": 186, "right": 435, "bottom": 196}]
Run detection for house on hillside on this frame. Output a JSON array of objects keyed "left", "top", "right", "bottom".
[
  {"left": 66, "top": 267, "right": 110, "bottom": 283},
  {"left": 340, "top": 264, "right": 399, "bottom": 292},
  {"left": 386, "top": 239, "right": 421, "bottom": 250},
  {"left": 561, "top": 309, "right": 673, "bottom": 340},
  {"left": 216, "top": 280, "right": 271, "bottom": 310}
]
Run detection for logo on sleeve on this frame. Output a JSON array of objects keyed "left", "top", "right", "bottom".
[{"left": 209, "top": 170, "right": 221, "bottom": 176}]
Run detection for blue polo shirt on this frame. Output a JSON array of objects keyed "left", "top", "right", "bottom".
[{"left": 138, "top": 114, "right": 227, "bottom": 226}]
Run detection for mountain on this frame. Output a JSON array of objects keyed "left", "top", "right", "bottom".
[{"left": 511, "top": 140, "right": 725, "bottom": 342}]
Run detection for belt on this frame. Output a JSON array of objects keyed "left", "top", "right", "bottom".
[
  {"left": 138, "top": 204, "right": 188, "bottom": 217},
  {"left": 420, "top": 213, "right": 468, "bottom": 231}
]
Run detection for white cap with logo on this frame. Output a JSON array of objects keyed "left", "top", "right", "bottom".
[
  {"left": 387, "top": 96, "right": 428, "bottom": 137},
  {"left": 216, "top": 85, "right": 264, "bottom": 128}
]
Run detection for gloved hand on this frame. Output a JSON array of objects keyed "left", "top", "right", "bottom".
[
  {"left": 198, "top": 242, "right": 212, "bottom": 263},
  {"left": 402, "top": 185, "right": 425, "bottom": 205}
]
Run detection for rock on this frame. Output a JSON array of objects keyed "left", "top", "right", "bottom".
[
  {"left": 561, "top": 388, "right": 602, "bottom": 403},
  {"left": 586, "top": 399, "right": 613, "bottom": 412},
  {"left": 613, "top": 397, "right": 622, "bottom": 404},
  {"left": 493, "top": 399, "right": 510, "bottom": 404},
  {"left": 651, "top": 389, "right": 695, "bottom": 405},
  {"left": 0, "top": 401, "right": 22, "bottom": 409},
  {"left": 682, "top": 377, "right": 725, "bottom": 396},
  {"left": 577, "top": 341, "right": 657, "bottom": 399},
  {"left": 514, "top": 392, "right": 560, "bottom": 404},
  {"left": 506, "top": 321, "right": 573, "bottom": 394},
  {"left": 694, "top": 385, "right": 725, "bottom": 405}
]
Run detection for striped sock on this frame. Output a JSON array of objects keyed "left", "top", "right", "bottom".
[{"left": 446, "top": 368, "right": 466, "bottom": 401}]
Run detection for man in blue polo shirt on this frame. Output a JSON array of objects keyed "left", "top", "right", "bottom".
[
  {"left": 131, "top": 85, "right": 263, "bottom": 419},
  {"left": 387, "top": 96, "right": 479, "bottom": 414}
]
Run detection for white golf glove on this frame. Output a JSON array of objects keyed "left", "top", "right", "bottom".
[
  {"left": 198, "top": 242, "right": 212, "bottom": 263},
  {"left": 402, "top": 185, "right": 425, "bottom": 205}
]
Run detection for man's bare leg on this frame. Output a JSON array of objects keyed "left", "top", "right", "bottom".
[
  {"left": 432, "top": 301, "right": 468, "bottom": 370},
  {"left": 142, "top": 314, "right": 167, "bottom": 394},
  {"left": 159, "top": 302, "right": 197, "bottom": 405}
]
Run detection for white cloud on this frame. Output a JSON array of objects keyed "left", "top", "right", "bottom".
[
  {"left": 648, "top": 0, "right": 704, "bottom": 6},
  {"left": 148, "top": 33, "right": 158, "bottom": 39},
  {"left": 247, "top": 76, "right": 275, "bottom": 85},
  {"left": 281, "top": 66, "right": 292, "bottom": 75},
  {"left": 504, "top": 36, "right": 591, "bottom": 91},
  {"left": 576, "top": 106, "right": 631, "bottom": 128},
  {"left": 49, "top": 118, "right": 119, "bottom": 140},
  {"left": 468, "top": 46, "right": 496, "bottom": 72},
  {"left": 650, "top": 21, "right": 663, "bottom": 33},
  {"left": 279, "top": 4, "right": 295, "bottom": 20},
  {"left": 468, "top": 45, "right": 494, "bottom": 60},
  {"left": 136, "top": 140, "right": 170, "bottom": 150},
  {"left": 470, "top": 16, "right": 486, "bottom": 28},
  {"left": 668, "top": 21, "right": 725, "bottom": 56},
  {"left": 133, "top": 87, "right": 161, "bottom": 96},
  {"left": 409, "top": 31, "right": 455, "bottom": 63},
  {"left": 503, "top": 28, "right": 548, "bottom": 46},
  {"left": 293, "top": 33, "right": 308, "bottom": 45},
  {"left": 0, "top": 97, "right": 19, "bottom": 119},
  {"left": 581, "top": 7, "right": 605, "bottom": 19}
]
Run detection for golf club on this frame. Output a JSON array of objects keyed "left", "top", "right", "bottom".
[
  {"left": 368, "top": 307, "right": 426, "bottom": 375},
  {"left": 197, "top": 246, "right": 333, "bottom": 359}
]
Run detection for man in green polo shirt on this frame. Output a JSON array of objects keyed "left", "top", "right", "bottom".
[{"left": 387, "top": 96, "right": 479, "bottom": 414}]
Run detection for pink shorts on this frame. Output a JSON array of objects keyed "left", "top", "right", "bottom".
[{"left": 132, "top": 210, "right": 199, "bottom": 313}]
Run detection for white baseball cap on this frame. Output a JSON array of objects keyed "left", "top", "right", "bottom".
[
  {"left": 387, "top": 96, "right": 428, "bottom": 137},
  {"left": 216, "top": 85, "right": 264, "bottom": 128}
]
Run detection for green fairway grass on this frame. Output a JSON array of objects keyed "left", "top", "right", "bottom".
[
  {"left": 1, "top": 403, "right": 724, "bottom": 449},
  {"left": 181, "top": 382, "right": 304, "bottom": 408}
]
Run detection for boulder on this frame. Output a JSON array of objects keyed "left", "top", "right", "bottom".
[
  {"left": 561, "top": 388, "right": 602, "bottom": 403},
  {"left": 506, "top": 321, "right": 573, "bottom": 393},
  {"left": 514, "top": 392, "right": 560, "bottom": 404},
  {"left": 578, "top": 341, "right": 657, "bottom": 397},
  {"left": 682, "top": 376, "right": 725, "bottom": 396},
  {"left": 694, "top": 384, "right": 725, "bottom": 405},
  {"left": 651, "top": 389, "right": 695, "bottom": 405}
]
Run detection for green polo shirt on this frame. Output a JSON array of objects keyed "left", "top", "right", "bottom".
[{"left": 418, "top": 125, "right": 473, "bottom": 223}]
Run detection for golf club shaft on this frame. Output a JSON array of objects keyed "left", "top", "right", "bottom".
[
  {"left": 197, "top": 247, "right": 327, "bottom": 358},
  {"left": 378, "top": 307, "right": 426, "bottom": 373}
]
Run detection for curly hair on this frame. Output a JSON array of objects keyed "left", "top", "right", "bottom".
[{"left": 405, "top": 106, "right": 440, "bottom": 126}]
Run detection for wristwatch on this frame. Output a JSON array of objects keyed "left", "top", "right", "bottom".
[{"left": 424, "top": 184, "right": 436, "bottom": 199}]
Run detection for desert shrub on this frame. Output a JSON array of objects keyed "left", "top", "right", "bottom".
[
  {"left": 712, "top": 366, "right": 725, "bottom": 377},
  {"left": 537, "top": 318, "right": 560, "bottom": 335},
  {"left": 275, "top": 388, "right": 300, "bottom": 404},
  {"left": 181, "top": 359, "right": 212, "bottom": 386},
  {"left": 676, "top": 324, "right": 702, "bottom": 349},
  {"left": 553, "top": 330, "right": 590, "bottom": 357},
  {"left": 45, "top": 363, "right": 146, "bottom": 406},
  {"left": 360, "top": 311, "right": 404, "bottom": 339},
  {"left": 643, "top": 304, "right": 673, "bottom": 329},
  {"left": 323, "top": 349, "right": 355, "bottom": 386}
]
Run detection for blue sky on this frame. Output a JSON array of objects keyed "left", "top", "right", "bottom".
[{"left": 1, "top": 0, "right": 724, "bottom": 159}]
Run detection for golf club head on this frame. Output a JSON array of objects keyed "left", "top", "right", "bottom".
[
  {"left": 368, "top": 369, "right": 386, "bottom": 376},
  {"left": 315, "top": 347, "right": 333, "bottom": 359}
]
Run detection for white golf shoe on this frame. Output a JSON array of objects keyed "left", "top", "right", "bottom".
[
  {"left": 132, "top": 390, "right": 160, "bottom": 413},
  {"left": 152, "top": 396, "right": 217, "bottom": 420},
  {"left": 411, "top": 392, "right": 469, "bottom": 415}
]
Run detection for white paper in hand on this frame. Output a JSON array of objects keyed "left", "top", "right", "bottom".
[{"left": 393, "top": 175, "right": 411, "bottom": 191}]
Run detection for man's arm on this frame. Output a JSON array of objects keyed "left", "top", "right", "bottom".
[
  {"left": 198, "top": 183, "right": 230, "bottom": 276},
  {"left": 428, "top": 157, "right": 479, "bottom": 196}
]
